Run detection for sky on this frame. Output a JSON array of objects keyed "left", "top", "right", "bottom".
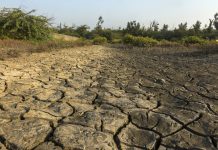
[{"left": 1, "top": 0, "right": 218, "bottom": 29}]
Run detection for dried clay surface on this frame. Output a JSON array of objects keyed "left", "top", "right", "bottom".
[{"left": 0, "top": 45, "right": 217, "bottom": 150}]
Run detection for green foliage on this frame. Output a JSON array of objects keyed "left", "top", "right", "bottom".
[
  {"left": 193, "top": 21, "right": 202, "bottom": 33},
  {"left": 124, "top": 21, "right": 142, "bottom": 36},
  {"left": 182, "top": 36, "right": 205, "bottom": 45},
  {"left": 214, "top": 13, "right": 218, "bottom": 30},
  {"left": 95, "top": 16, "right": 104, "bottom": 33},
  {"left": 134, "top": 36, "right": 159, "bottom": 47},
  {"left": 0, "top": 8, "right": 51, "bottom": 40},
  {"left": 99, "top": 30, "right": 113, "bottom": 42},
  {"left": 123, "top": 34, "right": 159, "bottom": 47},
  {"left": 93, "top": 36, "right": 107, "bottom": 45},
  {"left": 178, "top": 22, "right": 188, "bottom": 31},
  {"left": 1, "top": 7, "right": 218, "bottom": 47},
  {"left": 207, "top": 19, "right": 214, "bottom": 33},
  {"left": 123, "top": 34, "right": 135, "bottom": 44},
  {"left": 58, "top": 25, "right": 76, "bottom": 36},
  {"left": 150, "top": 21, "right": 159, "bottom": 32},
  {"left": 57, "top": 24, "right": 91, "bottom": 38},
  {"left": 75, "top": 25, "right": 90, "bottom": 37},
  {"left": 161, "top": 24, "right": 169, "bottom": 32}
]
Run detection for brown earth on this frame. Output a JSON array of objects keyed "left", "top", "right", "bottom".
[
  {"left": 0, "top": 45, "right": 218, "bottom": 150},
  {"left": 52, "top": 33, "right": 79, "bottom": 41}
]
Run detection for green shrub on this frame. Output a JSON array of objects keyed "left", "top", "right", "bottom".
[
  {"left": 123, "top": 34, "right": 135, "bottom": 44},
  {"left": 123, "top": 34, "right": 158, "bottom": 47},
  {"left": 182, "top": 36, "right": 205, "bottom": 45},
  {"left": 133, "top": 36, "right": 159, "bottom": 47},
  {"left": 100, "top": 30, "right": 113, "bottom": 42},
  {"left": 75, "top": 25, "right": 90, "bottom": 38},
  {"left": 0, "top": 8, "right": 51, "bottom": 40},
  {"left": 93, "top": 36, "right": 107, "bottom": 45}
]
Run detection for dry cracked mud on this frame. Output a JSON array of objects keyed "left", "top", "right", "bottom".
[{"left": 0, "top": 45, "right": 218, "bottom": 150}]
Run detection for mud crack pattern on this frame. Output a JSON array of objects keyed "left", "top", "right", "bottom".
[{"left": 0, "top": 46, "right": 217, "bottom": 150}]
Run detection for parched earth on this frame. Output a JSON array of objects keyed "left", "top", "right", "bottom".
[{"left": 0, "top": 45, "right": 218, "bottom": 150}]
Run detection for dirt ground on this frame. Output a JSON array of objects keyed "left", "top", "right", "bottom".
[{"left": 0, "top": 45, "right": 217, "bottom": 150}]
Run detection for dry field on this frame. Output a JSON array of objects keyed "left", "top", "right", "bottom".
[{"left": 0, "top": 45, "right": 218, "bottom": 149}]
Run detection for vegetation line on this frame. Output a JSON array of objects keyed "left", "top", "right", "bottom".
[{"left": 0, "top": 8, "right": 218, "bottom": 60}]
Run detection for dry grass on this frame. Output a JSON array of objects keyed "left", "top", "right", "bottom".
[
  {"left": 52, "top": 33, "right": 79, "bottom": 41},
  {"left": 0, "top": 38, "right": 91, "bottom": 60},
  {"left": 110, "top": 41, "right": 218, "bottom": 55}
]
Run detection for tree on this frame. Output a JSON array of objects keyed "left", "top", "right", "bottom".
[
  {"left": 58, "top": 25, "right": 75, "bottom": 36},
  {"left": 150, "top": 21, "right": 159, "bottom": 32},
  {"left": 75, "top": 25, "right": 90, "bottom": 37},
  {"left": 207, "top": 19, "right": 214, "bottom": 33},
  {"left": 173, "top": 22, "right": 188, "bottom": 39},
  {"left": 161, "top": 24, "right": 169, "bottom": 32},
  {"left": 95, "top": 16, "right": 104, "bottom": 32},
  {"left": 193, "top": 21, "right": 201, "bottom": 33},
  {"left": 214, "top": 13, "right": 218, "bottom": 30},
  {"left": 125, "top": 21, "right": 142, "bottom": 36},
  {"left": 178, "top": 22, "right": 188, "bottom": 31}
]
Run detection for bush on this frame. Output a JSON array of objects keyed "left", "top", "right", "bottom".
[
  {"left": 123, "top": 34, "right": 158, "bottom": 47},
  {"left": 100, "top": 30, "right": 113, "bottom": 42},
  {"left": 93, "top": 36, "right": 107, "bottom": 45},
  {"left": 123, "top": 34, "right": 134, "bottom": 44},
  {"left": 134, "top": 36, "right": 159, "bottom": 47},
  {"left": 0, "top": 8, "right": 51, "bottom": 40},
  {"left": 75, "top": 25, "right": 90, "bottom": 38},
  {"left": 58, "top": 25, "right": 77, "bottom": 37},
  {"left": 182, "top": 36, "right": 205, "bottom": 45}
]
